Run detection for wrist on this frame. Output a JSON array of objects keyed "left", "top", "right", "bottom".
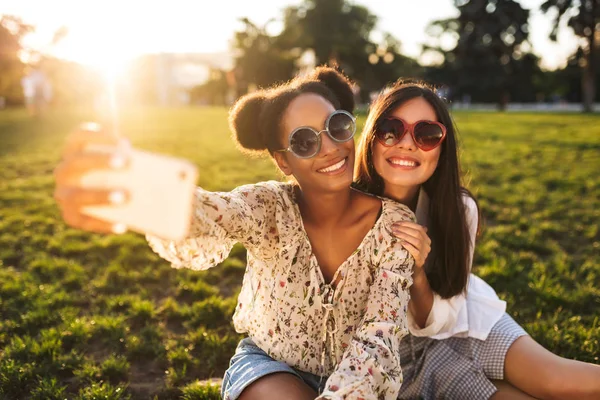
[{"left": 412, "top": 268, "right": 428, "bottom": 284}]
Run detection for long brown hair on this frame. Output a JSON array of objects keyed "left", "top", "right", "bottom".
[{"left": 354, "top": 81, "right": 477, "bottom": 298}]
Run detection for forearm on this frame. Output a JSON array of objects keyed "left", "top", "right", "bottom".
[{"left": 408, "top": 271, "right": 434, "bottom": 329}]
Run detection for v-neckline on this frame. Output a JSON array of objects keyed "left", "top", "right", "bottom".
[{"left": 288, "top": 185, "right": 386, "bottom": 287}]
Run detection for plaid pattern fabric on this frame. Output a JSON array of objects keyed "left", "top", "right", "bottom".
[{"left": 397, "top": 313, "right": 528, "bottom": 400}]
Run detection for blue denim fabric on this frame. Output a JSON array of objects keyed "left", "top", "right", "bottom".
[{"left": 221, "top": 338, "right": 326, "bottom": 400}]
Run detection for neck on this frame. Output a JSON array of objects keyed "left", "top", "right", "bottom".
[
  {"left": 297, "top": 186, "right": 354, "bottom": 225},
  {"left": 384, "top": 185, "right": 420, "bottom": 212}
]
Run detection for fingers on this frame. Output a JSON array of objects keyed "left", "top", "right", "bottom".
[
  {"left": 399, "top": 239, "right": 425, "bottom": 268},
  {"left": 54, "top": 186, "right": 129, "bottom": 208},
  {"left": 393, "top": 221, "right": 428, "bottom": 235},
  {"left": 392, "top": 221, "right": 431, "bottom": 245},
  {"left": 56, "top": 187, "right": 129, "bottom": 234},
  {"left": 61, "top": 209, "right": 126, "bottom": 234},
  {"left": 54, "top": 152, "right": 129, "bottom": 186},
  {"left": 62, "top": 123, "right": 122, "bottom": 158},
  {"left": 392, "top": 222, "right": 431, "bottom": 268},
  {"left": 54, "top": 123, "right": 131, "bottom": 235},
  {"left": 393, "top": 230, "right": 423, "bottom": 250}
]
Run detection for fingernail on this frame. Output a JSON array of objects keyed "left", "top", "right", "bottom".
[
  {"left": 81, "top": 122, "right": 101, "bottom": 132},
  {"left": 109, "top": 190, "right": 126, "bottom": 205},
  {"left": 109, "top": 154, "right": 127, "bottom": 169},
  {"left": 112, "top": 223, "right": 127, "bottom": 234}
]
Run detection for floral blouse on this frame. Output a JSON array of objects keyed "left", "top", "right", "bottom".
[{"left": 147, "top": 181, "right": 415, "bottom": 399}]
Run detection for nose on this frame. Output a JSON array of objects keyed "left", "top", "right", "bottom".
[
  {"left": 396, "top": 127, "right": 416, "bottom": 151},
  {"left": 318, "top": 129, "right": 340, "bottom": 157}
]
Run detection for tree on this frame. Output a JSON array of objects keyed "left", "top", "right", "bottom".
[
  {"left": 189, "top": 68, "right": 230, "bottom": 105},
  {"left": 232, "top": 18, "right": 297, "bottom": 95},
  {"left": 0, "top": 15, "right": 33, "bottom": 105},
  {"left": 361, "top": 34, "right": 423, "bottom": 100},
  {"left": 279, "top": 0, "right": 376, "bottom": 72},
  {"left": 541, "top": 0, "right": 599, "bottom": 112},
  {"left": 278, "top": 0, "right": 421, "bottom": 99},
  {"left": 425, "top": 0, "right": 531, "bottom": 108}
]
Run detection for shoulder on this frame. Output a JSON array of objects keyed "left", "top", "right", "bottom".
[
  {"left": 230, "top": 180, "right": 293, "bottom": 199},
  {"left": 461, "top": 191, "right": 479, "bottom": 238},
  {"left": 461, "top": 192, "right": 478, "bottom": 221},
  {"left": 352, "top": 188, "right": 416, "bottom": 223},
  {"left": 380, "top": 197, "right": 416, "bottom": 224}
]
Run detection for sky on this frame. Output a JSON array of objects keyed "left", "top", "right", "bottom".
[{"left": 0, "top": 0, "right": 585, "bottom": 74}]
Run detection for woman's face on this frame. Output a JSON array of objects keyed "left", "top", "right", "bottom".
[
  {"left": 372, "top": 97, "right": 442, "bottom": 196},
  {"left": 275, "top": 93, "right": 355, "bottom": 193}
]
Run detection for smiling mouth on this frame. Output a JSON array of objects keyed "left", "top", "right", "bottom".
[
  {"left": 388, "top": 158, "right": 421, "bottom": 168},
  {"left": 317, "top": 157, "right": 347, "bottom": 173}
]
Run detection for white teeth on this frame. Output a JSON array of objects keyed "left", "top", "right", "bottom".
[
  {"left": 318, "top": 158, "right": 346, "bottom": 173},
  {"left": 390, "top": 159, "right": 418, "bottom": 167}
]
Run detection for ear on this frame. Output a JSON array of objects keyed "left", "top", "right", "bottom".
[{"left": 273, "top": 151, "right": 293, "bottom": 176}]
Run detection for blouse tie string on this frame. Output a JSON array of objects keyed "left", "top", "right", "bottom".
[{"left": 318, "top": 268, "right": 349, "bottom": 383}]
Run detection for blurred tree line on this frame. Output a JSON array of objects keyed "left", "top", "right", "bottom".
[
  {"left": 1, "top": 0, "right": 598, "bottom": 111},
  {"left": 0, "top": 15, "right": 102, "bottom": 107},
  {"left": 198, "top": 0, "right": 599, "bottom": 110}
]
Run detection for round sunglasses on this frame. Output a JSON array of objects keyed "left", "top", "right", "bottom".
[
  {"left": 276, "top": 110, "right": 356, "bottom": 159},
  {"left": 375, "top": 117, "right": 447, "bottom": 151}
]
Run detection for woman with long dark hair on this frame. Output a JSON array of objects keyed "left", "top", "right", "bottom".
[{"left": 354, "top": 80, "right": 600, "bottom": 399}]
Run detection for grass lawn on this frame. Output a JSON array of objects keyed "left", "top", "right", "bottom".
[{"left": 0, "top": 106, "right": 598, "bottom": 399}]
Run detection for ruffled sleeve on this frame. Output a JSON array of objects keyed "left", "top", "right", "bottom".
[
  {"left": 147, "top": 181, "right": 281, "bottom": 270},
  {"left": 318, "top": 201, "right": 414, "bottom": 400}
]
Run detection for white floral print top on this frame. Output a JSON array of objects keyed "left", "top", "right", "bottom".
[{"left": 147, "top": 181, "right": 415, "bottom": 400}]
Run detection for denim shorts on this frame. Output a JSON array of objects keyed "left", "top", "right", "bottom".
[{"left": 221, "top": 338, "right": 327, "bottom": 400}]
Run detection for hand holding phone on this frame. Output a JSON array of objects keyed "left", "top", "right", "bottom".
[{"left": 54, "top": 124, "right": 199, "bottom": 240}]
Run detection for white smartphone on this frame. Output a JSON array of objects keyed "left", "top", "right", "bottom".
[{"left": 79, "top": 147, "right": 199, "bottom": 241}]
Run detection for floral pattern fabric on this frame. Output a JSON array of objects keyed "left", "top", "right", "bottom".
[{"left": 147, "top": 180, "right": 415, "bottom": 399}]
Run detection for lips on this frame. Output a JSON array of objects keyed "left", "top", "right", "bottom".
[
  {"left": 317, "top": 157, "right": 347, "bottom": 173},
  {"left": 387, "top": 156, "right": 421, "bottom": 168}
]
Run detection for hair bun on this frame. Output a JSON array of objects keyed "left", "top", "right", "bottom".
[
  {"left": 229, "top": 92, "right": 268, "bottom": 151},
  {"left": 309, "top": 66, "right": 355, "bottom": 113}
]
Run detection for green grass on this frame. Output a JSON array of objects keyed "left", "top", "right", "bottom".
[{"left": 0, "top": 106, "right": 598, "bottom": 399}]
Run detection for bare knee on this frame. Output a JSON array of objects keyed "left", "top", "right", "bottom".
[{"left": 238, "top": 372, "right": 317, "bottom": 400}]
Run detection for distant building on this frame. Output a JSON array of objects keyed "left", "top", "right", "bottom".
[
  {"left": 154, "top": 52, "right": 233, "bottom": 106},
  {"left": 21, "top": 67, "right": 53, "bottom": 115}
]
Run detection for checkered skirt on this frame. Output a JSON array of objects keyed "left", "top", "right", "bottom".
[{"left": 397, "top": 313, "right": 528, "bottom": 400}]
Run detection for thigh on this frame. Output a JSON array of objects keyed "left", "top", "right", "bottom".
[
  {"left": 222, "top": 338, "right": 318, "bottom": 400},
  {"left": 490, "top": 380, "right": 536, "bottom": 400},
  {"left": 238, "top": 372, "right": 317, "bottom": 400},
  {"left": 504, "top": 335, "right": 600, "bottom": 400}
]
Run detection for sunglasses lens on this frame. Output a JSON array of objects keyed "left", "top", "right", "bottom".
[
  {"left": 376, "top": 119, "right": 404, "bottom": 146},
  {"left": 414, "top": 122, "right": 445, "bottom": 150},
  {"left": 328, "top": 112, "right": 355, "bottom": 142},
  {"left": 290, "top": 128, "right": 319, "bottom": 158}
]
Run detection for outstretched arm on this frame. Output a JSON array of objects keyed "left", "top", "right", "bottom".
[{"left": 147, "top": 182, "right": 280, "bottom": 270}]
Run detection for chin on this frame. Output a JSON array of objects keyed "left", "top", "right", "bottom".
[
  {"left": 326, "top": 175, "right": 353, "bottom": 191},
  {"left": 384, "top": 177, "right": 424, "bottom": 189}
]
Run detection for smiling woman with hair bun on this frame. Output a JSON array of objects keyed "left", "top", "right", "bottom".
[{"left": 54, "top": 66, "right": 419, "bottom": 400}]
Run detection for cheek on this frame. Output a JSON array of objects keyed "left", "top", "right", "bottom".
[
  {"left": 423, "top": 149, "right": 441, "bottom": 174},
  {"left": 371, "top": 144, "right": 387, "bottom": 176}
]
